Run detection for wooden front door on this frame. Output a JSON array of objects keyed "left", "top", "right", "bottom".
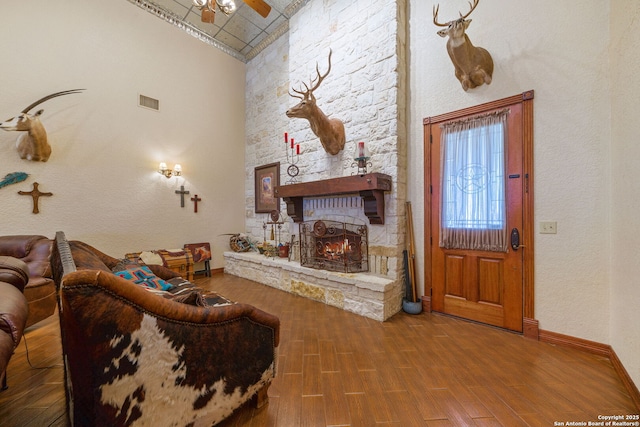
[{"left": 425, "top": 97, "right": 531, "bottom": 333}]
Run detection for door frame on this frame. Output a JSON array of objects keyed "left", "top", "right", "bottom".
[{"left": 423, "top": 90, "right": 538, "bottom": 338}]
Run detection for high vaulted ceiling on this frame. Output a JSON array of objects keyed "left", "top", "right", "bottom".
[{"left": 127, "top": 0, "right": 309, "bottom": 62}]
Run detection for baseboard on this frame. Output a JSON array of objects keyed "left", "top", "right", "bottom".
[
  {"left": 608, "top": 347, "right": 640, "bottom": 410},
  {"left": 539, "top": 329, "right": 610, "bottom": 357},
  {"left": 539, "top": 329, "right": 640, "bottom": 410},
  {"left": 194, "top": 267, "right": 224, "bottom": 278}
]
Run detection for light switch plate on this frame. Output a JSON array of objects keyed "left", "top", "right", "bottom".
[{"left": 540, "top": 221, "right": 557, "bottom": 234}]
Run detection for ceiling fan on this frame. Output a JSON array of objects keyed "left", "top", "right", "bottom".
[{"left": 193, "top": 0, "right": 271, "bottom": 24}]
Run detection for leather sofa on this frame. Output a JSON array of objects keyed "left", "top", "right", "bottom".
[
  {"left": 50, "top": 231, "right": 280, "bottom": 426},
  {"left": 0, "top": 256, "right": 29, "bottom": 391},
  {"left": 0, "top": 235, "right": 56, "bottom": 327}
]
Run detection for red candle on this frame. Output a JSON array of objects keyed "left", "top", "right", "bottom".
[
  {"left": 284, "top": 132, "right": 288, "bottom": 144},
  {"left": 296, "top": 144, "right": 300, "bottom": 155},
  {"left": 358, "top": 141, "right": 365, "bottom": 158},
  {"left": 291, "top": 138, "right": 294, "bottom": 149}
]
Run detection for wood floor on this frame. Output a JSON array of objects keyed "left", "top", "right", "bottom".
[{"left": 1, "top": 273, "right": 637, "bottom": 426}]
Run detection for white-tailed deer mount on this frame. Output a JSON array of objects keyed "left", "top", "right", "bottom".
[
  {"left": 433, "top": 0, "right": 493, "bottom": 91},
  {"left": 286, "top": 50, "right": 346, "bottom": 156},
  {"left": 0, "top": 89, "right": 84, "bottom": 162}
]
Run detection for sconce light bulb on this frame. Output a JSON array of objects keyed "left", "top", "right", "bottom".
[
  {"left": 159, "top": 162, "right": 167, "bottom": 171},
  {"left": 217, "top": 0, "right": 236, "bottom": 15},
  {"left": 174, "top": 164, "right": 182, "bottom": 175}
]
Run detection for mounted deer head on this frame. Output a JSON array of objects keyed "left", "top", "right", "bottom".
[
  {"left": 433, "top": 0, "right": 493, "bottom": 91},
  {"left": 286, "top": 49, "right": 345, "bottom": 156},
  {"left": 0, "top": 89, "right": 84, "bottom": 162}
]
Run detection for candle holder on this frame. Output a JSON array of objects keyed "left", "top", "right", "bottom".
[
  {"left": 284, "top": 132, "right": 301, "bottom": 183},
  {"left": 351, "top": 141, "right": 372, "bottom": 175}
]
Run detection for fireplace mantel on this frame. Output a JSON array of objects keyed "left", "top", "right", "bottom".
[{"left": 274, "top": 173, "right": 392, "bottom": 224}]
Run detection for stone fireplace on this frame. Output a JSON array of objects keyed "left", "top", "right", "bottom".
[
  {"left": 225, "top": 172, "right": 405, "bottom": 321},
  {"left": 236, "top": 0, "right": 407, "bottom": 321}
]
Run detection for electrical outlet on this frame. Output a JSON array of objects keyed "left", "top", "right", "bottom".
[{"left": 540, "top": 221, "right": 557, "bottom": 234}]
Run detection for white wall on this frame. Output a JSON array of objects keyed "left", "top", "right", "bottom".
[
  {"left": 408, "top": 0, "right": 638, "bottom": 386},
  {"left": 0, "top": 0, "right": 246, "bottom": 269},
  {"left": 610, "top": 1, "right": 640, "bottom": 389}
]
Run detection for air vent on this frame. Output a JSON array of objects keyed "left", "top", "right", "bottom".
[{"left": 138, "top": 94, "right": 159, "bottom": 111}]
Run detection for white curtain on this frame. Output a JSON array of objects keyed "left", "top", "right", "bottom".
[{"left": 439, "top": 109, "right": 509, "bottom": 252}]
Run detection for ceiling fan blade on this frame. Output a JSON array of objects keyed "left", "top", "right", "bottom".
[
  {"left": 201, "top": 7, "right": 215, "bottom": 23},
  {"left": 244, "top": 0, "right": 271, "bottom": 18}
]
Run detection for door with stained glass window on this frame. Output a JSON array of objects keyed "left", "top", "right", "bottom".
[{"left": 428, "top": 104, "right": 524, "bottom": 332}]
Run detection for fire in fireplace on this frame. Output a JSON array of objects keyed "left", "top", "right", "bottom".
[{"left": 299, "top": 220, "right": 368, "bottom": 273}]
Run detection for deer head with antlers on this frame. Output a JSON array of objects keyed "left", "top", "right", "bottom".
[
  {"left": 286, "top": 50, "right": 345, "bottom": 156},
  {"left": 433, "top": 0, "right": 493, "bottom": 91},
  {"left": 0, "top": 89, "right": 84, "bottom": 162}
]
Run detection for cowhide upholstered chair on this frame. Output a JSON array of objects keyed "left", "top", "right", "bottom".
[{"left": 51, "top": 232, "right": 280, "bottom": 427}]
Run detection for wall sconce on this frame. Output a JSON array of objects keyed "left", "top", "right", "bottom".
[
  {"left": 351, "top": 141, "right": 372, "bottom": 175},
  {"left": 158, "top": 162, "right": 182, "bottom": 178}
]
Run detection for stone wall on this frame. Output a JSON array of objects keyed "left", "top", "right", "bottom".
[{"left": 244, "top": 0, "right": 407, "bottom": 280}]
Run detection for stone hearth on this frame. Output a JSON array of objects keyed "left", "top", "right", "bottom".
[{"left": 224, "top": 251, "right": 402, "bottom": 321}]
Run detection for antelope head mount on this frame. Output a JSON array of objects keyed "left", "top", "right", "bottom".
[
  {"left": 286, "top": 49, "right": 346, "bottom": 156},
  {"left": 0, "top": 89, "right": 84, "bottom": 162},
  {"left": 433, "top": 0, "right": 494, "bottom": 91}
]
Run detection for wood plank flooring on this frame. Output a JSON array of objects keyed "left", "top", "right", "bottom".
[{"left": 1, "top": 273, "right": 637, "bottom": 426}]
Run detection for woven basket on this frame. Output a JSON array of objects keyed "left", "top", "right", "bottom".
[{"left": 229, "top": 234, "right": 251, "bottom": 252}]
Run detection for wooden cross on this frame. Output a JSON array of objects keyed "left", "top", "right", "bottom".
[
  {"left": 18, "top": 182, "right": 53, "bottom": 214},
  {"left": 175, "top": 185, "right": 190, "bottom": 207},
  {"left": 191, "top": 194, "right": 202, "bottom": 213}
]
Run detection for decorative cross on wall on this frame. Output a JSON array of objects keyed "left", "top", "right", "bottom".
[
  {"left": 191, "top": 194, "right": 202, "bottom": 213},
  {"left": 18, "top": 182, "right": 53, "bottom": 214},
  {"left": 175, "top": 185, "right": 190, "bottom": 207}
]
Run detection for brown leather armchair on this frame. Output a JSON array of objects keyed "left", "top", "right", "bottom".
[
  {"left": 0, "top": 256, "right": 30, "bottom": 390},
  {"left": 0, "top": 235, "right": 56, "bottom": 327}
]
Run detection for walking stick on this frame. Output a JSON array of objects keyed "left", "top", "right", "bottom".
[{"left": 406, "top": 201, "right": 418, "bottom": 303}]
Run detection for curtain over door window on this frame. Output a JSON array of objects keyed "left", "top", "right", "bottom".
[{"left": 440, "top": 109, "right": 509, "bottom": 252}]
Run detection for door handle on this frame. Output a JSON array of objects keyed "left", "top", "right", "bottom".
[{"left": 510, "top": 228, "right": 525, "bottom": 251}]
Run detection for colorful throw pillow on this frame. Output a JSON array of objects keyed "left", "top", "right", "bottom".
[{"left": 114, "top": 266, "right": 172, "bottom": 291}]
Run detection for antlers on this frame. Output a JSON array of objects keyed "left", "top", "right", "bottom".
[
  {"left": 20, "top": 89, "right": 84, "bottom": 114},
  {"left": 433, "top": 0, "right": 479, "bottom": 26},
  {"left": 289, "top": 49, "right": 332, "bottom": 100}
]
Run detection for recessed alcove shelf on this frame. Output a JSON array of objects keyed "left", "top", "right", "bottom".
[{"left": 274, "top": 173, "right": 392, "bottom": 224}]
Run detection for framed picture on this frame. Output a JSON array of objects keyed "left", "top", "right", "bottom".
[{"left": 254, "top": 162, "right": 280, "bottom": 213}]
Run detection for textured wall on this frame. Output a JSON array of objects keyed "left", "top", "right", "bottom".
[
  {"left": 245, "top": 0, "right": 407, "bottom": 280},
  {"left": 610, "top": 0, "right": 640, "bottom": 390},
  {"left": 408, "top": 0, "right": 639, "bottom": 386},
  {"left": 0, "top": 0, "right": 246, "bottom": 269}
]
